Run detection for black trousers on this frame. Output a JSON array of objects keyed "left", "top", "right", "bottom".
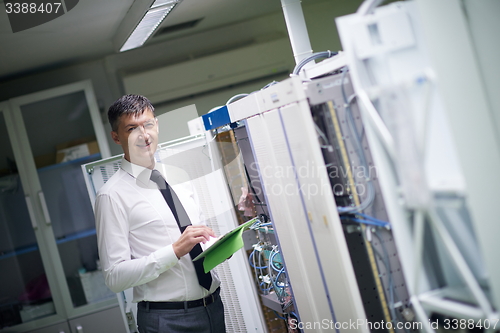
[{"left": 137, "top": 293, "right": 225, "bottom": 333}]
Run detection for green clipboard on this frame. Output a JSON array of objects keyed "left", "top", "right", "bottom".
[{"left": 193, "top": 218, "right": 257, "bottom": 273}]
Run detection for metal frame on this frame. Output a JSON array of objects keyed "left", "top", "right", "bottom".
[
  {"left": 336, "top": 1, "right": 500, "bottom": 331},
  {"left": 415, "top": 0, "right": 500, "bottom": 313},
  {"left": 227, "top": 76, "right": 370, "bottom": 332}
]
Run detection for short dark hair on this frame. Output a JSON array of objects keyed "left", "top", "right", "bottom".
[{"left": 108, "top": 94, "right": 155, "bottom": 131}]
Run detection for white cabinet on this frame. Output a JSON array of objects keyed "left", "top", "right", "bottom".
[
  {"left": 27, "top": 321, "right": 70, "bottom": 333},
  {"left": 68, "top": 306, "right": 127, "bottom": 333},
  {"left": 0, "top": 81, "right": 126, "bottom": 332},
  {"left": 23, "top": 307, "right": 126, "bottom": 333}
]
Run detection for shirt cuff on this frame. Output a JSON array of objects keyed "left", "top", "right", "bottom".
[{"left": 154, "top": 245, "right": 179, "bottom": 272}]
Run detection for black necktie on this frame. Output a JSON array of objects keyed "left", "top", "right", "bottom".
[{"left": 150, "top": 169, "right": 212, "bottom": 290}]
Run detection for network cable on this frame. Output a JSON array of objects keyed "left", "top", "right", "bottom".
[
  {"left": 226, "top": 93, "right": 249, "bottom": 105},
  {"left": 269, "top": 248, "right": 283, "bottom": 273},
  {"left": 273, "top": 310, "right": 287, "bottom": 320},
  {"left": 248, "top": 249, "right": 268, "bottom": 270},
  {"left": 292, "top": 51, "right": 338, "bottom": 75},
  {"left": 224, "top": 80, "right": 280, "bottom": 108},
  {"left": 261, "top": 81, "right": 279, "bottom": 90},
  {"left": 340, "top": 216, "right": 389, "bottom": 228},
  {"left": 268, "top": 247, "right": 286, "bottom": 299},
  {"left": 249, "top": 243, "right": 290, "bottom": 303},
  {"left": 249, "top": 247, "right": 267, "bottom": 274},
  {"left": 247, "top": 218, "right": 292, "bottom": 308},
  {"left": 371, "top": 230, "right": 411, "bottom": 333},
  {"left": 357, "top": 213, "right": 391, "bottom": 227},
  {"left": 336, "top": 66, "right": 376, "bottom": 214},
  {"left": 314, "top": 122, "right": 334, "bottom": 151}
]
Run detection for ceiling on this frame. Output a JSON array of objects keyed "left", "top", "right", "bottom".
[{"left": 0, "top": 0, "right": 322, "bottom": 82}]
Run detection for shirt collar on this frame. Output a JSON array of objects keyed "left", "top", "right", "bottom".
[{"left": 120, "top": 157, "right": 156, "bottom": 187}]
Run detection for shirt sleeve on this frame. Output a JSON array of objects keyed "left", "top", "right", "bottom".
[{"left": 95, "top": 192, "right": 179, "bottom": 293}]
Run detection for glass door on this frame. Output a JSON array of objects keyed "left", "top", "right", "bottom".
[
  {"left": 6, "top": 81, "right": 114, "bottom": 322},
  {"left": 0, "top": 104, "right": 60, "bottom": 331}
]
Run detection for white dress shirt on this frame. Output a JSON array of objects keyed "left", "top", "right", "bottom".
[{"left": 95, "top": 157, "right": 220, "bottom": 302}]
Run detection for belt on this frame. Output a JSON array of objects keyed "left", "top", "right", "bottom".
[{"left": 138, "top": 287, "right": 220, "bottom": 310}]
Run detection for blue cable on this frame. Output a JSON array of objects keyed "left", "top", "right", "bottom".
[
  {"left": 273, "top": 268, "right": 287, "bottom": 299},
  {"left": 340, "top": 216, "right": 389, "bottom": 228},
  {"left": 259, "top": 282, "right": 273, "bottom": 292},
  {"left": 340, "top": 216, "right": 386, "bottom": 227},
  {"left": 356, "top": 213, "right": 390, "bottom": 226},
  {"left": 336, "top": 66, "right": 376, "bottom": 215},
  {"left": 248, "top": 250, "right": 267, "bottom": 269},
  {"left": 269, "top": 250, "right": 282, "bottom": 272},
  {"left": 275, "top": 268, "right": 286, "bottom": 289},
  {"left": 273, "top": 311, "right": 287, "bottom": 320}
]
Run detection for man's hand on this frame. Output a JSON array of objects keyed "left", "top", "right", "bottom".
[{"left": 172, "top": 225, "right": 216, "bottom": 259}]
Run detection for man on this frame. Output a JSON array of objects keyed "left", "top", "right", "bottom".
[{"left": 95, "top": 94, "right": 225, "bottom": 333}]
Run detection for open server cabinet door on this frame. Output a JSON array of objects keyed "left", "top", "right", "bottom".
[{"left": 82, "top": 133, "right": 267, "bottom": 333}]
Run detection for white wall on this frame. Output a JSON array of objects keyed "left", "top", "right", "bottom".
[{"left": 156, "top": 104, "right": 198, "bottom": 143}]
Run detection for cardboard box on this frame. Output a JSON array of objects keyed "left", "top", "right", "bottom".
[
  {"left": 34, "top": 153, "right": 56, "bottom": 169},
  {"left": 56, "top": 138, "right": 99, "bottom": 164}
]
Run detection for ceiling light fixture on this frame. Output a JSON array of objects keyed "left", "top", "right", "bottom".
[{"left": 118, "top": 0, "right": 182, "bottom": 52}]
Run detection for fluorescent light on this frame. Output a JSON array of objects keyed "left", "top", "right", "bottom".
[
  {"left": 151, "top": 0, "right": 178, "bottom": 8},
  {"left": 120, "top": 0, "right": 181, "bottom": 52}
]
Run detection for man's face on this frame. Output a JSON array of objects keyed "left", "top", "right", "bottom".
[{"left": 111, "top": 109, "right": 159, "bottom": 168}]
